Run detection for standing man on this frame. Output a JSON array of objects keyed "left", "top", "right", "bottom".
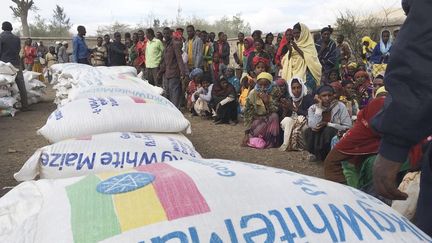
[
  {"left": 234, "top": 32, "right": 245, "bottom": 78},
  {"left": 208, "top": 32, "right": 216, "bottom": 44},
  {"left": 37, "top": 41, "right": 48, "bottom": 61},
  {"left": 92, "top": 37, "right": 107, "bottom": 66},
  {"left": 72, "top": 25, "right": 91, "bottom": 64},
  {"left": 103, "top": 34, "right": 111, "bottom": 66},
  {"left": 372, "top": 0, "right": 432, "bottom": 237},
  {"left": 185, "top": 25, "right": 203, "bottom": 71},
  {"left": 159, "top": 27, "right": 188, "bottom": 108},
  {"left": 145, "top": 28, "right": 164, "bottom": 87},
  {"left": 213, "top": 32, "right": 230, "bottom": 66},
  {"left": 109, "top": 32, "right": 127, "bottom": 66},
  {"left": 57, "top": 41, "right": 69, "bottom": 63},
  {"left": 0, "top": 22, "right": 29, "bottom": 111}
]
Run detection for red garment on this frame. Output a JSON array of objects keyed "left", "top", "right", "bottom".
[
  {"left": 252, "top": 55, "right": 270, "bottom": 68},
  {"left": 187, "top": 80, "right": 198, "bottom": 109},
  {"left": 275, "top": 28, "right": 292, "bottom": 65},
  {"left": 212, "top": 63, "right": 220, "bottom": 82},
  {"left": 135, "top": 40, "right": 147, "bottom": 66},
  {"left": 24, "top": 46, "right": 37, "bottom": 64},
  {"left": 354, "top": 70, "right": 371, "bottom": 93},
  {"left": 335, "top": 96, "right": 385, "bottom": 155},
  {"left": 173, "top": 31, "right": 183, "bottom": 41}
]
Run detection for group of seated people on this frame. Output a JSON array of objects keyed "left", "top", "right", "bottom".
[{"left": 183, "top": 21, "right": 419, "bottom": 200}]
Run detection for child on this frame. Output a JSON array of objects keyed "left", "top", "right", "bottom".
[
  {"left": 45, "top": 46, "right": 57, "bottom": 82},
  {"left": 224, "top": 67, "right": 240, "bottom": 94},
  {"left": 186, "top": 68, "right": 203, "bottom": 115},
  {"left": 210, "top": 52, "right": 226, "bottom": 83},
  {"left": 192, "top": 79, "right": 213, "bottom": 117}
]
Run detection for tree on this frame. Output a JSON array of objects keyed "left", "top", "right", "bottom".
[
  {"left": 96, "top": 21, "right": 132, "bottom": 36},
  {"left": 49, "top": 5, "right": 72, "bottom": 37},
  {"left": 10, "top": 0, "right": 37, "bottom": 37},
  {"left": 29, "top": 14, "right": 49, "bottom": 37},
  {"left": 335, "top": 10, "right": 383, "bottom": 63}
]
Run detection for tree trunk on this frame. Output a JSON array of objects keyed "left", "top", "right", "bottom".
[{"left": 21, "top": 12, "right": 30, "bottom": 37}]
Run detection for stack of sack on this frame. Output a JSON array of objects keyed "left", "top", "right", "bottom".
[
  {"left": 0, "top": 61, "right": 18, "bottom": 116},
  {"left": 0, "top": 61, "right": 47, "bottom": 116},
  {"left": 22, "top": 71, "right": 47, "bottom": 105},
  {"left": 13, "top": 63, "right": 194, "bottom": 181},
  {"left": 49, "top": 63, "right": 163, "bottom": 106}
]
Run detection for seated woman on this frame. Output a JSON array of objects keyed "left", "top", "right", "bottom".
[
  {"left": 323, "top": 88, "right": 390, "bottom": 184},
  {"left": 304, "top": 85, "right": 352, "bottom": 161},
  {"left": 279, "top": 77, "right": 314, "bottom": 151},
  {"left": 242, "top": 72, "right": 280, "bottom": 149},
  {"left": 210, "top": 76, "right": 238, "bottom": 125},
  {"left": 353, "top": 70, "right": 373, "bottom": 109},
  {"left": 192, "top": 79, "right": 213, "bottom": 117},
  {"left": 340, "top": 79, "right": 359, "bottom": 120},
  {"left": 224, "top": 67, "right": 240, "bottom": 94},
  {"left": 186, "top": 68, "right": 203, "bottom": 114}
]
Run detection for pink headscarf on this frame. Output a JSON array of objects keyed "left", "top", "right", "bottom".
[{"left": 243, "top": 37, "right": 255, "bottom": 57}]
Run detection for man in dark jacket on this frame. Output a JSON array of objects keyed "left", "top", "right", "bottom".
[
  {"left": 0, "top": 21, "right": 29, "bottom": 111},
  {"left": 109, "top": 32, "right": 127, "bottom": 66},
  {"left": 372, "top": 0, "right": 432, "bottom": 237},
  {"left": 159, "top": 27, "right": 188, "bottom": 108},
  {"left": 213, "top": 32, "right": 230, "bottom": 66}
]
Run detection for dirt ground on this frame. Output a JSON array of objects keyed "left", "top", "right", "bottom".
[{"left": 0, "top": 88, "right": 323, "bottom": 197}]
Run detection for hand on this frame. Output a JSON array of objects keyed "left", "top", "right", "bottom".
[
  {"left": 317, "top": 121, "right": 327, "bottom": 129},
  {"left": 314, "top": 94, "right": 322, "bottom": 104},
  {"left": 373, "top": 155, "right": 408, "bottom": 200},
  {"left": 258, "top": 92, "right": 270, "bottom": 104}
]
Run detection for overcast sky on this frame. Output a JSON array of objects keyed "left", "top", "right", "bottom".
[{"left": 2, "top": 0, "right": 400, "bottom": 35}]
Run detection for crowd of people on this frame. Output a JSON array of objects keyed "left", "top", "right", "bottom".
[{"left": 1, "top": 0, "right": 432, "bottom": 235}]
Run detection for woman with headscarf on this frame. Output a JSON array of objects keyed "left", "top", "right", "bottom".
[
  {"left": 315, "top": 26, "right": 338, "bottom": 84},
  {"left": 304, "top": 85, "right": 352, "bottom": 161},
  {"left": 361, "top": 36, "right": 377, "bottom": 64},
  {"left": 353, "top": 70, "right": 373, "bottom": 109},
  {"left": 281, "top": 23, "right": 322, "bottom": 94},
  {"left": 370, "top": 30, "right": 392, "bottom": 64},
  {"left": 275, "top": 29, "right": 293, "bottom": 67},
  {"left": 242, "top": 72, "right": 281, "bottom": 149},
  {"left": 210, "top": 76, "right": 238, "bottom": 125},
  {"left": 242, "top": 37, "right": 255, "bottom": 75},
  {"left": 279, "top": 77, "right": 314, "bottom": 151}
]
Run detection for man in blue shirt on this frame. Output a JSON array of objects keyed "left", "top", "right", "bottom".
[
  {"left": 72, "top": 25, "right": 91, "bottom": 64},
  {"left": 0, "top": 21, "right": 29, "bottom": 111}
]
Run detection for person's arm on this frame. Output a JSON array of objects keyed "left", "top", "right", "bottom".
[
  {"left": 372, "top": 0, "right": 432, "bottom": 200},
  {"left": 369, "top": 45, "right": 381, "bottom": 64},
  {"left": 324, "top": 43, "right": 338, "bottom": 67},
  {"left": 243, "top": 93, "right": 254, "bottom": 129},
  {"left": 194, "top": 38, "right": 203, "bottom": 68},
  {"left": 110, "top": 43, "right": 125, "bottom": 55},
  {"left": 199, "top": 84, "right": 213, "bottom": 102},
  {"left": 222, "top": 43, "right": 230, "bottom": 59},
  {"left": 174, "top": 41, "right": 187, "bottom": 77},
  {"left": 72, "top": 38, "right": 78, "bottom": 62},
  {"left": 307, "top": 105, "right": 322, "bottom": 129},
  {"left": 327, "top": 103, "right": 352, "bottom": 130}
]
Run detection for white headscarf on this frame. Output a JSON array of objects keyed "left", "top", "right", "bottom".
[
  {"left": 379, "top": 30, "right": 392, "bottom": 55},
  {"left": 288, "top": 77, "right": 308, "bottom": 102}
]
